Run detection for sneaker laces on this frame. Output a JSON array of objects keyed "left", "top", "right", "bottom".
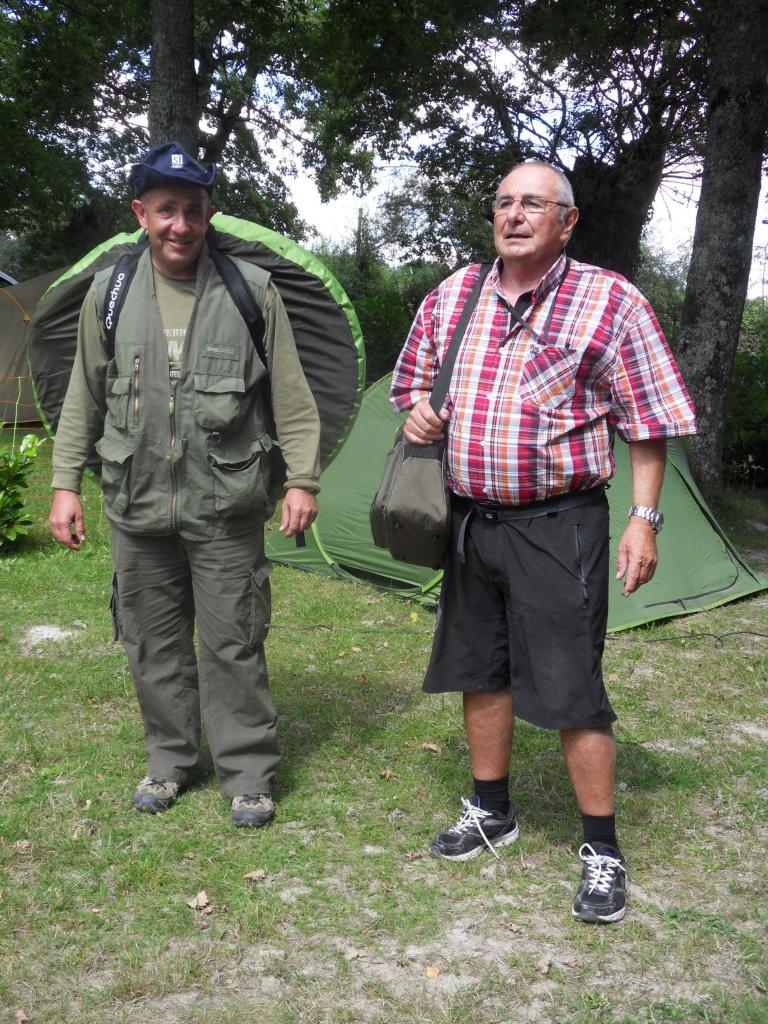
[
  {"left": 578, "top": 843, "right": 625, "bottom": 894},
  {"left": 448, "top": 797, "right": 501, "bottom": 859}
]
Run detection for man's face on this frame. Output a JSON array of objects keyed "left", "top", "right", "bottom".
[
  {"left": 131, "top": 186, "right": 215, "bottom": 279},
  {"left": 492, "top": 165, "right": 578, "bottom": 272}
]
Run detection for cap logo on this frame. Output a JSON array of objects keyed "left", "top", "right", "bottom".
[{"left": 171, "top": 154, "right": 184, "bottom": 168}]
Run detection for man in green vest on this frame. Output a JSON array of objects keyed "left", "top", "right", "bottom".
[{"left": 49, "top": 141, "right": 321, "bottom": 828}]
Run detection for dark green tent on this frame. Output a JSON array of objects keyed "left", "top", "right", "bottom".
[
  {"left": 266, "top": 374, "right": 767, "bottom": 632},
  {"left": 27, "top": 214, "right": 366, "bottom": 469},
  {"left": 0, "top": 271, "right": 63, "bottom": 425}
]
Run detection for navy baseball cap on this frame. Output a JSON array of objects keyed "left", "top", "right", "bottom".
[{"left": 129, "top": 141, "right": 217, "bottom": 198}]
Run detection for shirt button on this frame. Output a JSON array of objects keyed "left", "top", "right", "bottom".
[{"left": 165, "top": 454, "right": 173, "bottom": 462}]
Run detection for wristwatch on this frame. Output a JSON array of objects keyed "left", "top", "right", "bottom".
[{"left": 628, "top": 505, "right": 664, "bottom": 534}]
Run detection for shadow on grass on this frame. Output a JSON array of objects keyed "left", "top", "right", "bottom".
[{"left": 271, "top": 667, "right": 705, "bottom": 846}]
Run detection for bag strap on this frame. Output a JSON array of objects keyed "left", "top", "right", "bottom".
[
  {"left": 205, "top": 226, "right": 277, "bottom": 439},
  {"left": 102, "top": 235, "right": 149, "bottom": 361},
  {"left": 102, "top": 228, "right": 270, "bottom": 370},
  {"left": 428, "top": 261, "right": 494, "bottom": 415},
  {"left": 205, "top": 226, "right": 268, "bottom": 368}
]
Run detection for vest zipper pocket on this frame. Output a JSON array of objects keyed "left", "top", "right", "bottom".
[
  {"left": 169, "top": 378, "right": 179, "bottom": 531},
  {"left": 132, "top": 355, "right": 141, "bottom": 427}
]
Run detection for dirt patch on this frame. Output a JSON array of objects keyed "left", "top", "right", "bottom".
[
  {"left": 731, "top": 721, "right": 768, "bottom": 742},
  {"left": 20, "top": 624, "right": 74, "bottom": 654}
]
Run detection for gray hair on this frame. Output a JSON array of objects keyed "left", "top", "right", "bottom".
[{"left": 499, "top": 161, "right": 575, "bottom": 222}]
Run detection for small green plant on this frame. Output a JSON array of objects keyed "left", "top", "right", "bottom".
[{"left": 0, "top": 430, "right": 46, "bottom": 547}]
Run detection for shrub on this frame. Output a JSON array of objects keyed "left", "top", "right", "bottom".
[
  {"left": 0, "top": 432, "right": 45, "bottom": 547},
  {"left": 723, "top": 345, "right": 768, "bottom": 489}
]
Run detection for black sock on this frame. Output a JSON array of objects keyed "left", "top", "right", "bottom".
[
  {"left": 581, "top": 812, "right": 621, "bottom": 858},
  {"left": 473, "top": 776, "right": 510, "bottom": 815}
]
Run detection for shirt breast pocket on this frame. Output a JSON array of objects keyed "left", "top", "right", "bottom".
[{"left": 517, "top": 346, "right": 580, "bottom": 408}]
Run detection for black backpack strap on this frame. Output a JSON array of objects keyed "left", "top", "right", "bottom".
[
  {"left": 102, "top": 235, "right": 149, "bottom": 361},
  {"left": 206, "top": 226, "right": 268, "bottom": 368}
]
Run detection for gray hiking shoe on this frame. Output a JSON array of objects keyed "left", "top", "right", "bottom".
[
  {"left": 231, "top": 794, "right": 275, "bottom": 828},
  {"left": 133, "top": 776, "right": 181, "bottom": 814}
]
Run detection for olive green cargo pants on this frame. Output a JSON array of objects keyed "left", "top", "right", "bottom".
[{"left": 110, "top": 525, "right": 279, "bottom": 797}]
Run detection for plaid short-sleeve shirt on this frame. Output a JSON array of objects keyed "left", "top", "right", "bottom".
[{"left": 390, "top": 255, "right": 697, "bottom": 506}]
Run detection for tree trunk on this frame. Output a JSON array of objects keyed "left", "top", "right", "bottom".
[
  {"left": 674, "top": 0, "right": 768, "bottom": 500},
  {"left": 568, "top": 134, "right": 667, "bottom": 282},
  {"left": 148, "top": 0, "right": 199, "bottom": 154}
]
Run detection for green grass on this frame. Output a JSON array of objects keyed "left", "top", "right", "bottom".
[{"left": 1, "top": 428, "right": 768, "bottom": 1023}]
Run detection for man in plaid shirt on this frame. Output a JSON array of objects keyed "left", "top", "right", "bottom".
[{"left": 390, "top": 160, "right": 697, "bottom": 923}]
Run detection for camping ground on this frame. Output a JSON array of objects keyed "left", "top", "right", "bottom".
[{"left": 1, "top": 427, "right": 767, "bottom": 1024}]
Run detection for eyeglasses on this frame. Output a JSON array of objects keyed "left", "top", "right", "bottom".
[{"left": 491, "top": 195, "right": 569, "bottom": 216}]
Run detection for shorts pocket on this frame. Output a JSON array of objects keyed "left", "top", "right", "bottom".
[
  {"left": 518, "top": 347, "right": 579, "bottom": 408},
  {"left": 193, "top": 374, "right": 246, "bottom": 431},
  {"left": 208, "top": 435, "right": 272, "bottom": 517},
  {"left": 95, "top": 435, "right": 134, "bottom": 514}
]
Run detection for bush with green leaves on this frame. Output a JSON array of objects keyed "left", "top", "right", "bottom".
[
  {"left": 0, "top": 432, "right": 46, "bottom": 547},
  {"left": 723, "top": 301, "right": 768, "bottom": 488}
]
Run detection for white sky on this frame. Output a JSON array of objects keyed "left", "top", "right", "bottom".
[{"left": 289, "top": 170, "right": 768, "bottom": 299}]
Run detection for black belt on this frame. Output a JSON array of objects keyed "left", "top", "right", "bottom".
[{"left": 453, "top": 486, "right": 606, "bottom": 562}]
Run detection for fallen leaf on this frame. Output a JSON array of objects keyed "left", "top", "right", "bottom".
[
  {"left": 338, "top": 650, "right": 347, "bottom": 657},
  {"left": 344, "top": 949, "right": 361, "bottom": 961},
  {"left": 12, "top": 840, "right": 31, "bottom": 853},
  {"left": 405, "top": 850, "right": 423, "bottom": 861},
  {"left": 422, "top": 742, "right": 441, "bottom": 754},
  {"left": 409, "top": 612, "right": 419, "bottom": 622},
  {"left": 606, "top": 673, "right": 619, "bottom": 682},
  {"left": 84, "top": 799, "right": 92, "bottom": 811},
  {"left": 244, "top": 869, "right": 267, "bottom": 881},
  {"left": 425, "top": 964, "right": 441, "bottom": 978},
  {"left": 565, "top": 956, "right": 583, "bottom": 968},
  {"left": 355, "top": 674, "right": 369, "bottom": 684},
  {"left": 186, "top": 890, "right": 210, "bottom": 910},
  {"left": 505, "top": 922, "right": 523, "bottom": 934},
  {"left": 379, "top": 768, "right": 394, "bottom": 780},
  {"left": 536, "top": 957, "right": 552, "bottom": 977},
  {"left": 201, "top": 904, "right": 214, "bottom": 916},
  {"left": 415, "top": 790, "right": 426, "bottom": 801},
  {"left": 197, "top": 919, "right": 209, "bottom": 930},
  {"left": 14, "top": 1011, "right": 30, "bottom": 1024},
  {"left": 351, "top": 645, "right": 362, "bottom": 653}
]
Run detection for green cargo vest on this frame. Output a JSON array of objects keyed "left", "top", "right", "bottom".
[{"left": 93, "top": 247, "right": 276, "bottom": 539}]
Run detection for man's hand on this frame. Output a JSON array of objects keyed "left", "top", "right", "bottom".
[
  {"left": 403, "top": 397, "right": 450, "bottom": 445},
  {"left": 49, "top": 489, "right": 86, "bottom": 550},
  {"left": 279, "top": 487, "right": 318, "bottom": 538},
  {"left": 616, "top": 518, "right": 658, "bottom": 597}
]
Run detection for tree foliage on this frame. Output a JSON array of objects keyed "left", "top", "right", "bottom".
[
  {"left": 302, "top": 1, "right": 711, "bottom": 277},
  {"left": 314, "top": 215, "right": 448, "bottom": 382}
]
